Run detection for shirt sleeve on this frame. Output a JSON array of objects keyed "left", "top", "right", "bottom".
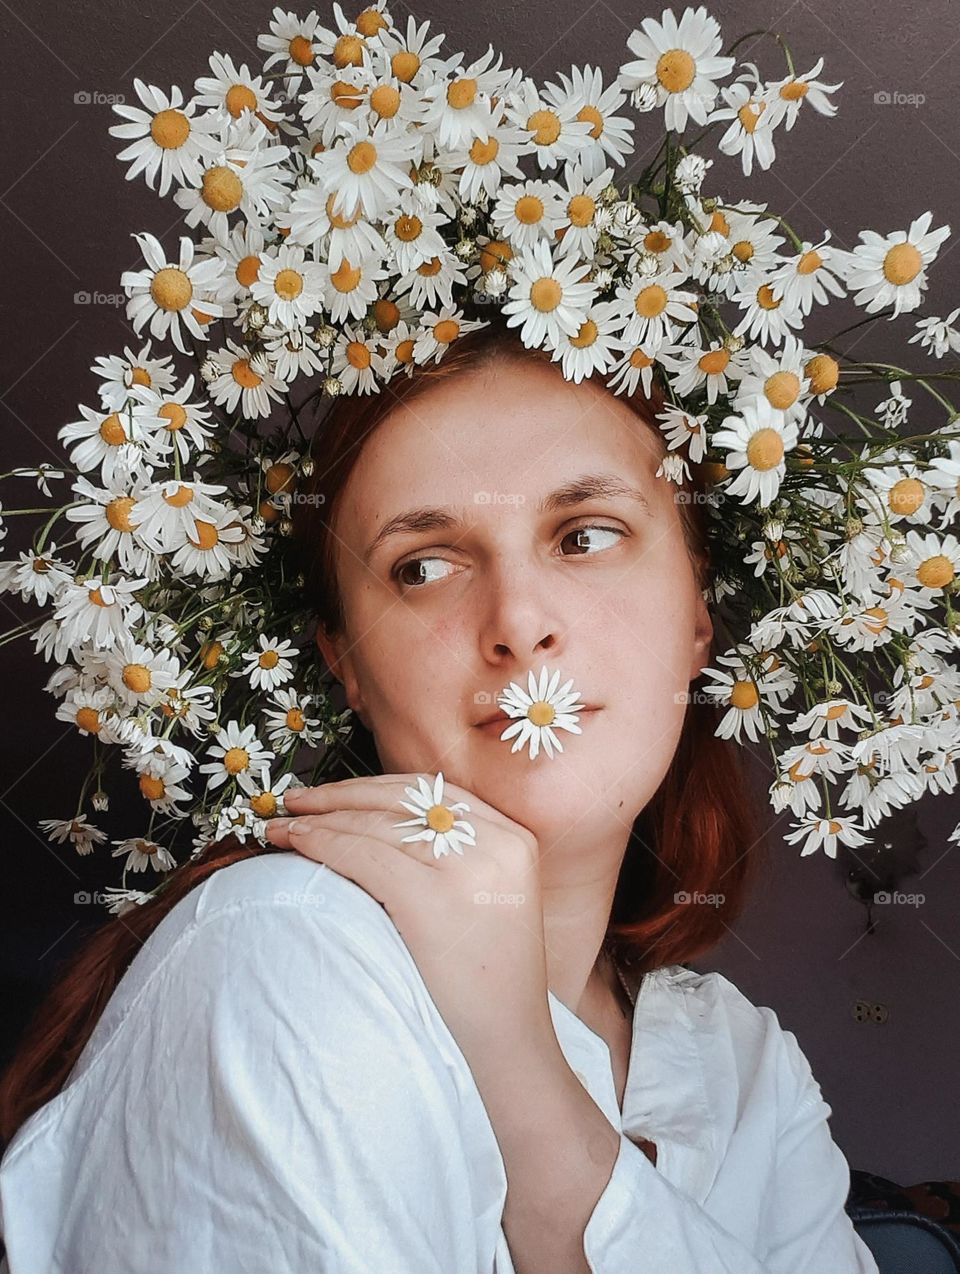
[
  {"left": 581, "top": 1027, "right": 879, "bottom": 1274},
  {"left": 54, "top": 898, "right": 488, "bottom": 1274}
]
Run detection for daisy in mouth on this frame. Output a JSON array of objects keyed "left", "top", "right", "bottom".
[{"left": 491, "top": 665, "right": 590, "bottom": 760}]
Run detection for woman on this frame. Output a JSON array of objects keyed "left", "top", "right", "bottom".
[{"left": 0, "top": 320, "right": 878, "bottom": 1272}]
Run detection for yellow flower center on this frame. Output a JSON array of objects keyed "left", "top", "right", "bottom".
[
  {"left": 764, "top": 370, "right": 801, "bottom": 410},
  {"left": 644, "top": 229, "right": 671, "bottom": 254},
  {"left": 130, "top": 366, "right": 151, "bottom": 387},
  {"left": 122, "top": 663, "right": 152, "bottom": 693},
  {"left": 863, "top": 606, "right": 889, "bottom": 634},
  {"left": 730, "top": 680, "right": 759, "bottom": 710},
  {"left": 737, "top": 99, "right": 766, "bottom": 133},
  {"left": 370, "top": 84, "right": 401, "bottom": 118},
  {"left": 347, "top": 339, "right": 371, "bottom": 368},
  {"left": 105, "top": 496, "right": 136, "bottom": 532},
  {"left": 916, "top": 555, "right": 954, "bottom": 588},
  {"left": 530, "top": 277, "right": 562, "bottom": 312},
  {"left": 883, "top": 242, "right": 923, "bottom": 286},
  {"left": 888, "top": 477, "right": 925, "bottom": 516},
  {"left": 426, "top": 804, "right": 455, "bottom": 833},
  {"left": 251, "top": 792, "right": 278, "bottom": 816},
  {"left": 99, "top": 413, "right": 127, "bottom": 446},
  {"left": 515, "top": 194, "right": 544, "bottom": 225},
  {"left": 469, "top": 135, "right": 500, "bottom": 165},
  {"left": 286, "top": 707, "right": 306, "bottom": 731},
  {"left": 202, "top": 165, "right": 243, "bottom": 211},
  {"left": 236, "top": 254, "right": 261, "bottom": 286},
  {"left": 805, "top": 353, "right": 839, "bottom": 395},
  {"left": 232, "top": 358, "right": 263, "bottom": 388},
  {"left": 265, "top": 462, "right": 296, "bottom": 493},
  {"left": 330, "top": 79, "right": 366, "bottom": 110},
  {"left": 570, "top": 319, "right": 599, "bottom": 348},
  {"left": 434, "top": 318, "right": 460, "bottom": 343},
  {"left": 160, "top": 402, "right": 187, "bottom": 431},
  {"left": 567, "top": 193, "right": 595, "bottom": 227},
  {"left": 394, "top": 213, "right": 423, "bottom": 242},
  {"left": 333, "top": 33, "right": 365, "bottom": 67},
  {"left": 139, "top": 774, "right": 166, "bottom": 801},
  {"left": 698, "top": 349, "right": 729, "bottom": 374},
  {"left": 75, "top": 706, "right": 101, "bottom": 733},
  {"left": 630, "top": 348, "right": 654, "bottom": 368},
  {"left": 259, "top": 650, "right": 281, "bottom": 669},
  {"left": 288, "top": 35, "right": 315, "bottom": 66},
  {"left": 635, "top": 284, "right": 668, "bottom": 318},
  {"left": 479, "top": 239, "right": 512, "bottom": 272},
  {"left": 392, "top": 50, "right": 420, "bottom": 83},
  {"left": 732, "top": 239, "right": 753, "bottom": 263},
  {"left": 797, "top": 249, "right": 823, "bottom": 275},
  {"left": 200, "top": 639, "right": 224, "bottom": 669},
  {"left": 528, "top": 701, "right": 555, "bottom": 726},
  {"left": 274, "top": 268, "right": 304, "bottom": 301},
  {"left": 163, "top": 484, "right": 193, "bottom": 508},
  {"left": 225, "top": 84, "right": 257, "bottom": 117},
  {"left": 347, "top": 140, "right": 378, "bottom": 174},
  {"left": 447, "top": 77, "right": 477, "bottom": 109},
  {"left": 746, "top": 428, "right": 785, "bottom": 470},
  {"left": 150, "top": 267, "right": 192, "bottom": 312},
  {"left": 757, "top": 283, "right": 780, "bottom": 310},
  {"left": 190, "top": 520, "right": 220, "bottom": 550},
  {"left": 780, "top": 80, "right": 809, "bottom": 101},
  {"left": 373, "top": 298, "right": 400, "bottom": 331},
  {"left": 576, "top": 103, "right": 604, "bottom": 138},
  {"left": 223, "top": 746, "right": 250, "bottom": 774},
  {"left": 150, "top": 108, "right": 190, "bottom": 149},
  {"left": 656, "top": 49, "right": 696, "bottom": 93},
  {"left": 527, "top": 108, "right": 561, "bottom": 145},
  {"left": 331, "top": 258, "right": 362, "bottom": 292}
]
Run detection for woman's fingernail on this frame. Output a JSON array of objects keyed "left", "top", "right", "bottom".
[{"left": 287, "top": 820, "right": 303, "bottom": 835}]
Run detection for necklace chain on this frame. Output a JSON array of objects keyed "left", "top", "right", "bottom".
[{"left": 606, "top": 942, "right": 638, "bottom": 1009}]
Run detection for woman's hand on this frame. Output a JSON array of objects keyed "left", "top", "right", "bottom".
[{"left": 264, "top": 773, "right": 560, "bottom": 1066}]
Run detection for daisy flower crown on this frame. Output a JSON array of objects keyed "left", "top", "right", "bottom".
[{"left": 2, "top": 1, "right": 960, "bottom": 911}]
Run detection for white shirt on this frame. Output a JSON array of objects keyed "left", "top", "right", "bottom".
[{"left": 0, "top": 851, "right": 879, "bottom": 1273}]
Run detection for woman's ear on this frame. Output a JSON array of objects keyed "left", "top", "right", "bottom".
[
  {"left": 689, "top": 592, "right": 714, "bottom": 683},
  {"left": 315, "top": 625, "right": 372, "bottom": 729}
]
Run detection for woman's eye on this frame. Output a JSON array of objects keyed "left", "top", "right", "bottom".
[
  {"left": 392, "top": 525, "right": 625, "bottom": 591},
  {"left": 558, "top": 524, "right": 625, "bottom": 557}
]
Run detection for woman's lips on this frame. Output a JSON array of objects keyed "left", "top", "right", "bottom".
[{"left": 475, "top": 707, "right": 600, "bottom": 732}]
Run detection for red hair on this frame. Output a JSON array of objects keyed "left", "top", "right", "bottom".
[{"left": 0, "top": 317, "right": 767, "bottom": 1150}]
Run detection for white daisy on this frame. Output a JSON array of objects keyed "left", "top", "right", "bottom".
[
  {"left": 262, "top": 324, "right": 328, "bottom": 384},
  {"left": 502, "top": 76, "right": 593, "bottom": 171},
  {"left": 413, "top": 308, "right": 488, "bottom": 365},
  {"left": 765, "top": 233, "right": 847, "bottom": 315},
  {"left": 237, "top": 635, "right": 298, "bottom": 691},
  {"left": 733, "top": 335, "right": 811, "bottom": 427},
  {"left": 169, "top": 507, "right": 246, "bottom": 580},
  {"left": 133, "top": 759, "right": 193, "bottom": 815},
  {"left": 837, "top": 211, "right": 952, "bottom": 320},
  {"left": 901, "top": 531, "right": 960, "bottom": 592},
  {"left": 65, "top": 474, "right": 157, "bottom": 576},
  {"left": 248, "top": 242, "right": 326, "bottom": 328},
  {"left": 501, "top": 238, "right": 597, "bottom": 350},
  {"left": 313, "top": 116, "right": 418, "bottom": 221},
  {"left": 657, "top": 339, "right": 747, "bottom": 405},
  {"left": 789, "top": 698, "right": 875, "bottom": 742},
  {"left": 713, "top": 83, "right": 779, "bottom": 177},
  {"left": 394, "top": 247, "right": 466, "bottom": 311},
  {"left": 392, "top": 771, "right": 477, "bottom": 858},
  {"left": 554, "top": 162, "right": 614, "bottom": 259},
  {"left": 108, "top": 79, "right": 221, "bottom": 197},
  {"left": 693, "top": 200, "right": 785, "bottom": 299},
  {"left": 495, "top": 665, "right": 588, "bottom": 760},
  {"left": 730, "top": 267, "right": 804, "bottom": 347},
  {"left": 257, "top": 7, "right": 329, "bottom": 97},
  {"left": 655, "top": 404, "right": 709, "bottom": 464},
  {"left": 126, "top": 376, "right": 215, "bottom": 463},
  {"left": 205, "top": 338, "right": 288, "bottom": 419},
  {"left": 39, "top": 815, "right": 108, "bottom": 856},
  {"left": 325, "top": 324, "right": 382, "bottom": 393},
  {"left": 613, "top": 268, "right": 698, "bottom": 347},
  {"left": 120, "top": 233, "right": 228, "bottom": 356},
  {"left": 47, "top": 575, "right": 147, "bottom": 660},
  {"left": 382, "top": 189, "right": 450, "bottom": 273},
  {"left": 199, "top": 720, "right": 275, "bottom": 790},
  {"left": 908, "top": 307, "right": 960, "bottom": 359},
  {"left": 374, "top": 14, "right": 458, "bottom": 92},
  {"left": 132, "top": 477, "right": 230, "bottom": 552},
  {"left": 549, "top": 300, "right": 624, "bottom": 383},
  {"left": 191, "top": 50, "right": 287, "bottom": 129},
  {"left": 543, "top": 64, "right": 636, "bottom": 180},
  {"left": 617, "top": 6, "right": 735, "bottom": 132},
  {"left": 419, "top": 44, "right": 515, "bottom": 149},
  {"left": 711, "top": 396, "right": 799, "bottom": 508},
  {"left": 783, "top": 812, "right": 870, "bottom": 859},
  {"left": 111, "top": 836, "right": 178, "bottom": 873},
  {"left": 699, "top": 651, "right": 790, "bottom": 743},
  {"left": 765, "top": 56, "right": 843, "bottom": 131},
  {"left": 173, "top": 120, "right": 294, "bottom": 240},
  {"left": 263, "top": 687, "right": 324, "bottom": 751},
  {"left": 0, "top": 546, "right": 72, "bottom": 605},
  {"left": 58, "top": 400, "right": 172, "bottom": 485},
  {"left": 447, "top": 112, "right": 528, "bottom": 204},
  {"left": 319, "top": 251, "right": 392, "bottom": 323},
  {"left": 606, "top": 340, "right": 662, "bottom": 397},
  {"left": 91, "top": 341, "right": 177, "bottom": 413},
  {"left": 490, "top": 177, "right": 565, "bottom": 251},
  {"left": 237, "top": 764, "right": 298, "bottom": 818}
]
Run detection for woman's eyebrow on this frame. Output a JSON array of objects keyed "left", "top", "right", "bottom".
[{"left": 363, "top": 471, "right": 652, "bottom": 562}]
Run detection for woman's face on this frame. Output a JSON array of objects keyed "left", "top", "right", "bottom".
[{"left": 316, "top": 353, "right": 713, "bottom": 860}]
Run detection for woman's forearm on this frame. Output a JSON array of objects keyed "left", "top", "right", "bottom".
[{"left": 466, "top": 1034, "right": 625, "bottom": 1274}]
